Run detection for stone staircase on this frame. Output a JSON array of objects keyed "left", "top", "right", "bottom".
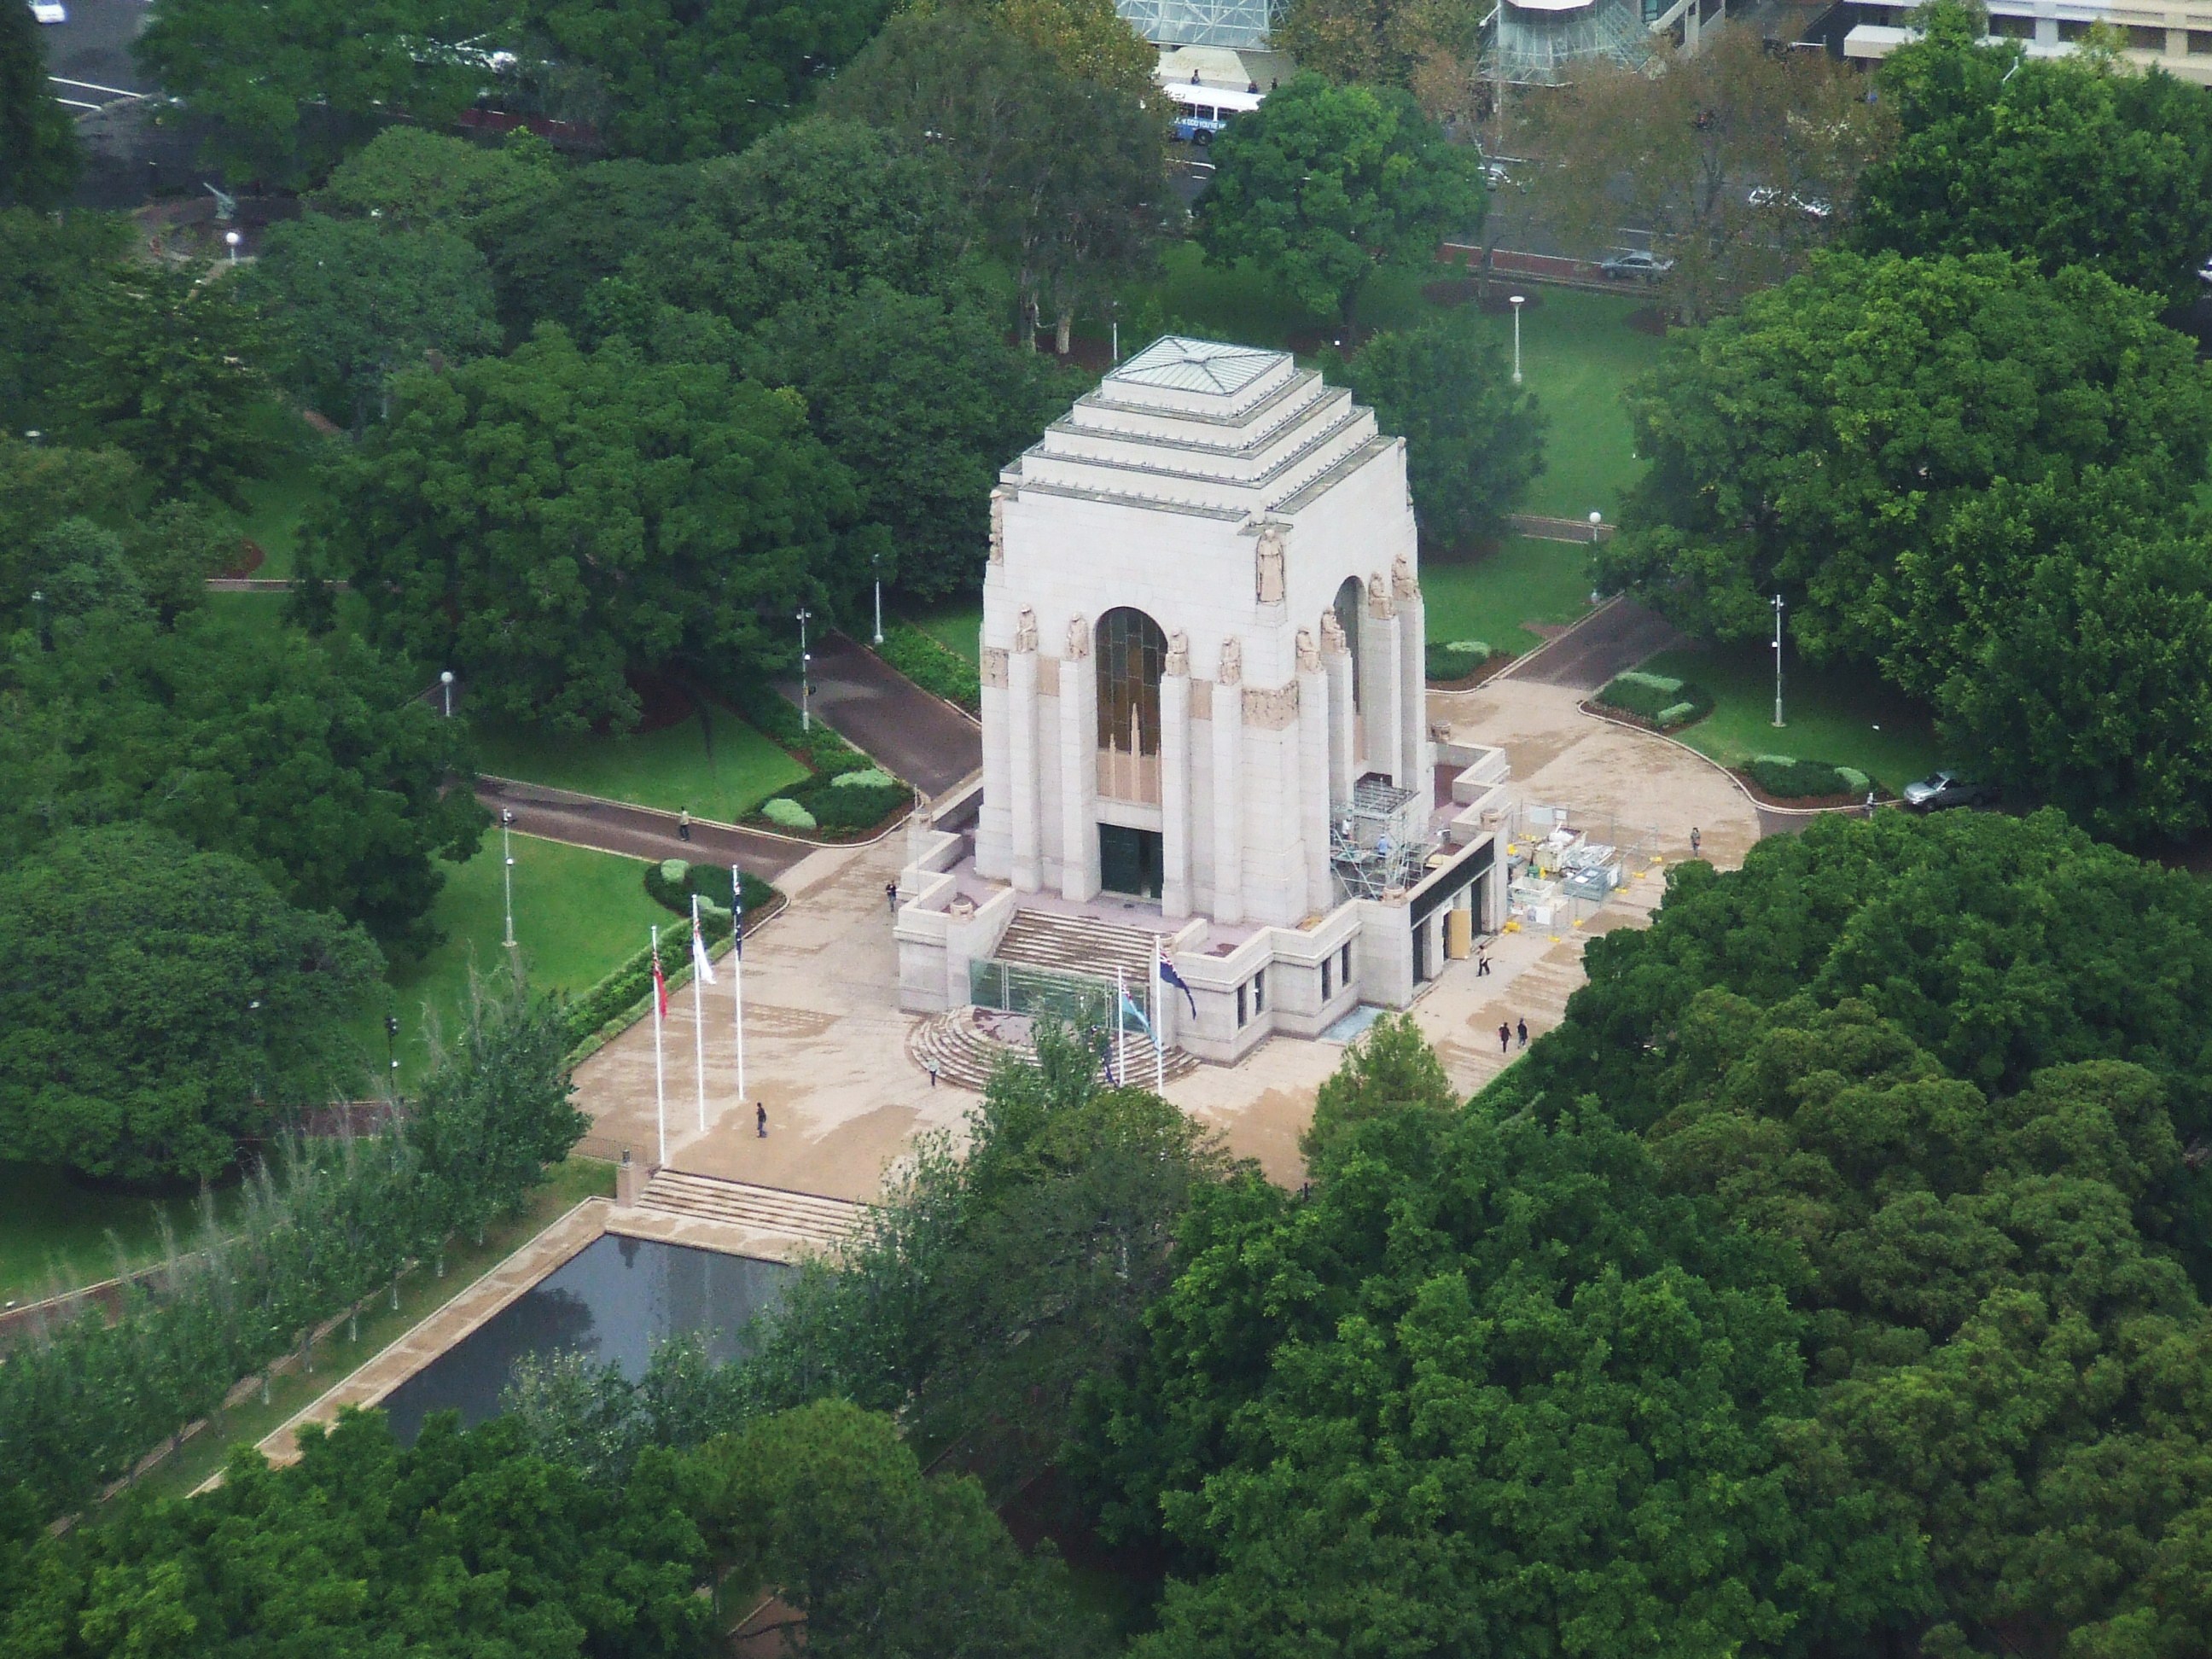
[
  {"left": 633, "top": 1170, "right": 866, "bottom": 1249},
  {"left": 907, "top": 1005, "right": 1200, "bottom": 1092},
  {"left": 992, "top": 908, "right": 1166, "bottom": 981}
]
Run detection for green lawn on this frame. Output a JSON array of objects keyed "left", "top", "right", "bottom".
[
  {"left": 363, "top": 831, "right": 672, "bottom": 1083},
  {"left": 1641, "top": 641, "right": 1947, "bottom": 794},
  {"left": 1423, "top": 534, "right": 1598, "bottom": 654},
  {"left": 228, "top": 459, "right": 328, "bottom": 581},
  {"left": 906, "top": 600, "right": 984, "bottom": 665},
  {"left": 471, "top": 702, "right": 807, "bottom": 823},
  {"left": 0, "top": 1165, "right": 248, "bottom": 1307}
]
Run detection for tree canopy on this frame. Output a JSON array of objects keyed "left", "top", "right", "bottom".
[
  {"left": 0, "top": 824, "right": 378, "bottom": 1181},
  {"left": 1604, "top": 248, "right": 2212, "bottom": 840},
  {"left": 1195, "top": 73, "right": 1486, "bottom": 328},
  {"left": 1853, "top": 0, "right": 2212, "bottom": 308},
  {"left": 1342, "top": 317, "right": 1545, "bottom": 549},
  {"left": 0, "top": 0, "right": 79, "bottom": 211},
  {"left": 329, "top": 325, "right": 857, "bottom": 733}
]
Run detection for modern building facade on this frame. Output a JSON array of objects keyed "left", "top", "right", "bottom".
[
  {"left": 1842, "top": 0, "right": 2212, "bottom": 83},
  {"left": 895, "top": 340, "right": 1509, "bottom": 1065}
]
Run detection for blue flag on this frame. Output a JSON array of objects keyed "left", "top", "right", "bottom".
[
  {"left": 1120, "top": 993, "right": 1152, "bottom": 1038},
  {"left": 1158, "top": 956, "right": 1197, "bottom": 1017}
]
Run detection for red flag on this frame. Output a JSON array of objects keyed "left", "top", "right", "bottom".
[{"left": 651, "top": 940, "right": 668, "bottom": 1018}]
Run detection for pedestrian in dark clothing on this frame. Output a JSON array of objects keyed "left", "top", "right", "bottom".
[
  {"left": 1689, "top": 825, "right": 1701, "bottom": 858},
  {"left": 928, "top": 1060, "right": 939, "bottom": 1088},
  {"left": 885, "top": 880, "right": 898, "bottom": 913},
  {"left": 1498, "top": 1022, "right": 1511, "bottom": 1054},
  {"left": 1476, "top": 948, "right": 1491, "bottom": 977},
  {"left": 1866, "top": 790, "right": 1877, "bottom": 819},
  {"left": 678, "top": 808, "right": 692, "bottom": 842},
  {"left": 1516, "top": 1017, "right": 1528, "bottom": 1048},
  {"left": 755, "top": 1101, "right": 767, "bottom": 1138}
]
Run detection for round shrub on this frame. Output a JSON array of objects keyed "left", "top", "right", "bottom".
[
  {"left": 1655, "top": 701, "right": 1697, "bottom": 728},
  {"left": 832, "top": 766, "right": 899, "bottom": 789},
  {"left": 762, "top": 796, "right": 817, "bottom": 830},
  {"left": 1837, "top": 766, "right": 1871, "bottom": 797},
  {"left": 1598, "top": 671, "right": 1713, "bottom": 727},
  {"left": 1425, "top": 640, "right": 1491, "bottom": 682}
]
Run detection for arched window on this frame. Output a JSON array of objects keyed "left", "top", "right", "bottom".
[
  {"left": 1333, "top": 576, "right": 1364, "bottom": 711},
  {"left": 1097, "top": 608, "right": 1166, "bottom": 754}
]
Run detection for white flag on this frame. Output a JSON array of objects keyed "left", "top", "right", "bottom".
[{"left": 691, "top": 905, "right": 719, "bottom": 984}]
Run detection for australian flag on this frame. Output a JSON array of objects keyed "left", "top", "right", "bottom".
[{"left": 1158, "top": 956, "right": 1197, "bottom": 1018}]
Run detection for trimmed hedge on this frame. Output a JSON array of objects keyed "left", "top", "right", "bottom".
[
  {"left": 877, "top": 622, "right": 981, "bottom": 713},
  {"left": 1747, "top": 754, "right": 1855, "bottom": 798},
  {"left": 1426, "top": 640, "right": 1492, "bottom": 682},
  {"left": 643, "top": 859, "right": 776, "bottom": 922},
  {"left": 1597, "top": 671, "right": 1714, "bottom": 728},
  {"left": 724, "top": 677, "right": 866, "bottom": 776},
  {"left": 762, "top": 796, "right": 818, "bottom": 830},
  {"left": 1837, "top": 765, "right": 1871, "bottom": 797}
]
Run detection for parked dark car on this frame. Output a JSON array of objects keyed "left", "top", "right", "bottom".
[
  {"left": 1599, "top": 249, "right": 1674, "bottom": 282},
  {"left": 1901, "top": 771, "right": 1998, "bottom": 812}
]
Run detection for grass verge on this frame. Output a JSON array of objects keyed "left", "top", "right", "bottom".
[
  {"left": 122, "top": 1155, "right": 615, "bottom": 1504},
  {"left": 1423, "top": 534, "right": 1598, "bottom": 654},
  {"left": 470, "top": 702, "right": 808, "bottom": 824},
  {"left": 1640, "top": 641, "right": 1947, "bottom": 794}
]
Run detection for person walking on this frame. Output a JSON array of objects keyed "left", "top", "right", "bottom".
[
  {"left": 1689, "top": 825, "right": 1702, "bottom": 859},
  {"left": 677, "top": 807, "right": 692, "bottom": 843},
  {"left": 1866, "top": 789, "right": 1877, "bottom": 819},
  {"left": 928, "top": 1059, "right": 939, "bottom": 1088},
  {"left": 1516, "top": 1017, "right": 1528, "bottom": 1049},
  {"left": 755, "top": 1100, "right": 767, "bottom": 1138},
  {"left": 1498, "top": 1021, "right": 1511, "bottom": 1054},
  {"left": 885, "top": 880, "right": 898, "bottom": 913},
  {"left": 1476, "top": 947, "right": 1491, "bottom": 977}
]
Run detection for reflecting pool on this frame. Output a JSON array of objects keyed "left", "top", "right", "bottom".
[{"left": 379, "top": 1234, "right": 795, "bottom": 1443}]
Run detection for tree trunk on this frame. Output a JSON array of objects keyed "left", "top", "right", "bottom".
[{"left": 1055, "top": 306, "right": 1074, "bottom": 355}]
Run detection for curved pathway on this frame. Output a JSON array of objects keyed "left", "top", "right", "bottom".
[{"left": 474, "top": 776, "right": 819, "bottom": 881}]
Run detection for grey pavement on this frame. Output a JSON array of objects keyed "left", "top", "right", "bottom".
[
  {"left": 474, "top": 776, "right": 818, "bottom": 882},
  {"left": 778, "top": 632, "right": 981, "bottom": 799},
  {"left": 1500, "top": 597, "right": 1691, "bottom": 693}
]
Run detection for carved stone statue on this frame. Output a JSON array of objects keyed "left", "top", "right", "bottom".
[
  {"left": 1255, "top": 523, "right": 1287, "bottom": 604},
  {"left": 1218, "top": 635, "right": 1243, "bottom": 686},
  {"left": 988, "top": 486, "right": 1010, "bottom": 563},
  {"left": 1366, "top": 571, "right": 1395, "bottom": 619},
  {"left": 1320, "top": 611, "right": 1349, "bottom": 657},
  {"left": 1295, "top": 626, "right": 1321, "bottom": 673},
  {"left": 1065, "top": 614, "right": 1090, "bottom": 659},
  {"left": 1013, "top": 605, "right": 1038, "bottom": 652},
  {"left": 1391, "top": 551, "right": 1419, "bottom": 602},
  {"left": 1165, "top": 629, "right": 1190, "bottom": 676}
]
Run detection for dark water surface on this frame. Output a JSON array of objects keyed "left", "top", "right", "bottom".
[{"left": 379, "top": 1234, "right": 794, "bottom": 1443}]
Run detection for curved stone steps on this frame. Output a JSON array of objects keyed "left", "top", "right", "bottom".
[{"left": 906, "top": 1007, "right": 1199, "bottom": 1093}]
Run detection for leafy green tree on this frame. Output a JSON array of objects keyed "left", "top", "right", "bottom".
[
  {"left": 315, "top": 125, "right": 562, "bottom": 232},
  {"left": 1342, "top": 317, "right": 1545, "bottom": 549},
  {"left": 135, "top": 0, "right": 492, "bottom": 185},
  {"left": 329, "top": 325, "right": 857, "bottom": 732},
  {"left": 830, "top": 6, "right": 1167, "bottom": 350},
  {"left": 509, "top": 0, "right": 892, "bottom": 163},
  {"left": 1275, "top": 0, "right": 1487, "bottom": 117},
  {"left": 0, "top": 0, "right": 79, "bottom": 210},
  {"left": 689, "top": 1400, "right": 1104, "bottom": 1659},
  {"left": 0, "top": 824, "right": 378, "bottom": 1180},
  {"left": 1854, "top": 0, "right": 2212, "bottom": 308},
  {"left": 981, "top": 0, "right": 1156, "bottom": 102},
  {"left": 1608, "top": 250, "right": 2212, "bottom": 838},
  {"left": 61, "top": 264, "right": 281, "bottom": 501},
  {"left": 0, "top": 599, "right": 486, "bottom": 952},
  {"left": 0, "top": 434, "right": 142, "bottom": 614},
  {"left": 1195, "top": 72, "right": 1486, "bottom": 328},
  {"left": 632, "top": 116, "right": 981, "bottom": 327},
  {"left": 746, "top": 282, "right": 1065, "bottom": 600},
  {"left": 478, "top": 157, "right": 707, "bottom": 334},
  {"left": 0, "top": 209, "right": 129, "bottom": 432},
  {"left": 1082, "top": 1030, "right": 1869, "bottom": 1659},
  {"left": 246, "top": 214, "right": 501, "bottom": 430},
  {"left": 3, "top": 1409, "right": 713, "bottom": 1656}
]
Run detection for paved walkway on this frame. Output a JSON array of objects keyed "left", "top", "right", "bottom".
[
  {"left": 1500, "top": 596, "right": 1691, "bottom": 692},
  {"left": 776, "top": 632, "right": 981, "bottom": 798},
  {"left": 475, "top": 775, "right": 822, "bottom": 882}
]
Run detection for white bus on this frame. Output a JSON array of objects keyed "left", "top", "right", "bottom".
[{"left": 1162, "top": 82, "right": 1264, "bottom": 146}]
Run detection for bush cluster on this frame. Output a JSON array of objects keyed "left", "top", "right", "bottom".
[
  {"left": 1595, "top": 669, "right": 1713, "bottom": 727},
  {"left": 1745, "top": 754, "right": 1869, "bottom": 798},
  {"left": 876, "top": 622, "right": 981, "bottom": 713},
  {"left": 1424, "top": 639, "right": 1491, "bottom": 682},
  {"left": 643, "top": 859, "right": 776, "bottom": 922},
  {"left": 0, "top": 975, "right": 583, "bottom": 1526}
]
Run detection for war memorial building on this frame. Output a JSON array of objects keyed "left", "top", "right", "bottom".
[{"left": 895, "top": 338, "right": 1511, "bottom": 1066}]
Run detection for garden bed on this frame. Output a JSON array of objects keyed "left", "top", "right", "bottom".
[{"left": 1591, "top": 669, "right": 1714, "bottom": 731}]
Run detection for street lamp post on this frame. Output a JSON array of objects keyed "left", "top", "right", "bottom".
[
  {"left": 1771, "top": 592, "right": 1787, "bottom": 727},
  {"left": 29, "top": 589, "right": 45, "bottom": 650},
  {"left": 439, "top": 670, "right": 454, "bottom": 718},
  {"left": 224, "top": 230, "right": 241, "bottom": 265},
  {"left": 384, "top": 1014, "right": 399, "bottom": 1081},
  {"left": 1509, "top": 294, "right": 1525, "bottom": 385},
  {"left": 871, "top": 553, "right": 883, "bottom": 647},
  {"left": 1588, "top": 510, "right": 1602, "bottom": 545},
  {"left": 796, "top": 608, "right": 813, "bottom": 733},
  {"left": 501, "top": 809, "right": 516, "bottom": 949}
]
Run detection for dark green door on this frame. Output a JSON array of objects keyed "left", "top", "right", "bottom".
[{"left": 1099, "top": 824, "right": 1163, "bottom": 899}]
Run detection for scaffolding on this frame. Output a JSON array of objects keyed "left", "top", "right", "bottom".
[
  {"left": 1487, "top": 0, "right": 1658, "bottom": 85},
  {"left": 1330, "top": 777, "right": 1438, "bottom": 900},
  {"left": 1115, "top": 0, "right": 1282, "bottom": 48},
  {"left": 1499, "top": 800, "right": 1662, "bottom": 928}
]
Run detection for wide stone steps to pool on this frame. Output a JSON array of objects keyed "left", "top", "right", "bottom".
[
  {"left": 907, "top": 1005, "right": 1200, "bottom": 1092},
  {"left": 992, "top": 908, "right": 1166, "bottom": 982},
  {"left": 634, "top": 1170, "right": 865, "bottom": 1249}
]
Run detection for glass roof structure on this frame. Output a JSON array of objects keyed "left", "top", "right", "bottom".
[
  {"left": 1114, "top": 0, "right": 1282, "bottom": 49},
  {"left": 1110, "top": 335, "right": 1282, "bottom": 398}
]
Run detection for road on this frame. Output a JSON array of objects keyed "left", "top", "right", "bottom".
[
  {"left": 36, "top": 0, "right": 154, "bottom": 109},
  {"left": 474, "top": 777, "right": 821, "bottom": 883},
  {"left": 778, "top": 632, "right": 981, "bottom": 800},
  {"left": 1500, "top": 596, "right": 1691, "bottom": 693}
]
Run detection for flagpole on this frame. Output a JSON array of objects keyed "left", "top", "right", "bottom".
[
  {"left": 651, "top": 925, "right": 667, "bottom": 1167},
  {"left": 1115, "top": 964, "right": 1126, "bottom": 1086},
  {"left": 1153, "top": 935, "right": 1164, "bottom": 1091},
  {"left": 731, "top": 865, "right": 746, "bottom": 1101},
  {"left": 690, "top": 894, "right": 707, "bottom": 1134}
]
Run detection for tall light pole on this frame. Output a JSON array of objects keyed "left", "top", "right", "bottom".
[
  {"left": 1588, "top": 510, "right": 1602, "bottom": 546},
  {"left": 1771, "top": 592, "right": 1787, "bottom": 727},
  {"left": 1509, "top": 294, "right": 1525, "bottom": 385},
  {"left": 439, "top": 669, "right": 454, "bottom": 718},
  {"left": 796, "top": 608, "right": 813, "bottom": 733},
  {"left": 224, "top": 230, "right": 241, "bottom": 265},
  {"left": 501, "top": 808, "right": 516, "bottom": 949},
  {"left": 870, "top": 552, "right": 883, "bottom": 646}
]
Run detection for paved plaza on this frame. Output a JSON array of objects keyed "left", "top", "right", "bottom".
[{"left": 571, "top": 675, "right": 1761, "bottom": 1196}]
